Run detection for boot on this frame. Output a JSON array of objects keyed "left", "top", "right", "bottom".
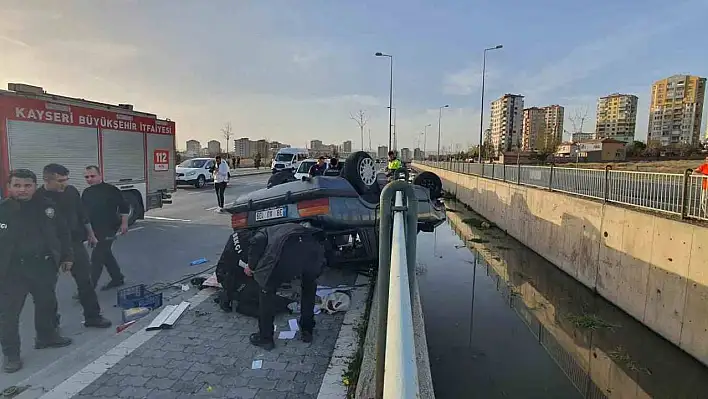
[
  {"left": 249, "top": 333, "right": 274, "bottom": 351},
  {"left": 35, "top": 334, "right": 72, "bottom": 349},
  {"left": 84, "top": 316, "right": 112, "bottom": 328},
  {"left": 2, "top": 355, "right": 22, "bottom": 373},
  {"left": 301, "top": 330, "right": 313, "bottom": 343}
]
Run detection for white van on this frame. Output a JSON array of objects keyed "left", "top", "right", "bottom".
[{"left": 271, "top": 148, "right": 309, "bottom": 173}]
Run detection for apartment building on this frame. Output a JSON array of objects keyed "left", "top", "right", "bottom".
[
  {"left": 595, "top": 93, "right": 638, "bottom": 144},
  {"left": 521, "top": 107, "right": 546, "bottom": 151},
  {"left": 648, "top": 74, "right": 706, "bottom": 146},
  {"left": 234, "top": 137, "right": 252, "bottom": 158},
  {"left": 544, "top": 105, "right": 564, "bottom": 144},
  {"left": 207, "top": 140, "right": 221, "bottom": 156},
  {"left": 490, "top": 94, "right": 524, "bottom": 155}
]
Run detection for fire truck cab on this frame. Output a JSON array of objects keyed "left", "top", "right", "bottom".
[{"left": 0, "top": 83, "right": 176, "bottom": 225}]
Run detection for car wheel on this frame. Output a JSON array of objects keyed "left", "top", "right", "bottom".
[
  {"left": 195, "top": 175, "right": 206, "bottom": 188},
  {"left": 413, "top": 171, "right": 443, "bottom": 200},
  {"left": 343, "top": 151, "right": 379, "bottom": 197}
]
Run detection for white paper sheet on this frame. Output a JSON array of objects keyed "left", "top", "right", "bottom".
[
  {"left": 278, "top": 331, "right": 297, "bottom": 340},
  {"left": 288, "top": 319, "right": 299, "bottom": 332},
  {"left": 251, "top": 360, "right": 263, "bottom": 369}
]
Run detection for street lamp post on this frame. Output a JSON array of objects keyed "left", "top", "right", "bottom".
[
  {"left": 437, "top": 104, "right": 449, "bottom": 161},
  {"left": 478, "top": 45, "right": 503, "bottom": 164},
  {"left": 423, "top": 123, "right": 432, "bottom": 159},
  {"left": 376, "top": 52, "right": 394, "bottom": 151}
]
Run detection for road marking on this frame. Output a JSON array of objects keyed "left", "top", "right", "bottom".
[
  {"left": 128, "top": 226, "right": 144, "bottom": 232},
  {"left": 36, "top": 288, "right": 216, "bottom": 399},
  {"left": 143, "top": 216, "right": 192, "bottom": 222}
]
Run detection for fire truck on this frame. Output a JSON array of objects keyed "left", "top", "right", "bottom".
[{"left": 0, "top": 83, "right": 176, "bottom": 225}]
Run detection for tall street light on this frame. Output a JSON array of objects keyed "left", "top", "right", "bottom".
[
  {"left": 437, "top": 104, "right": 450, "bottom": 161},
  {"left": 423, "top": 123, "right": 432, "bottom": 159},
  {"left": 478, "top": 45, "right": 503, "bottom": 163},
  {"left": 376, "top": 52, "right": 394, "bottom": 151}
]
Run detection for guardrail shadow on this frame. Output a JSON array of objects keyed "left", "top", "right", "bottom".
[{"left": 441, "top": 182, "right": 708, "bottom": 399}]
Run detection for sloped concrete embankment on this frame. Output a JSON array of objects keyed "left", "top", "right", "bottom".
[{"left": 414, "top": 163, "right": 708, "bottom": 368}]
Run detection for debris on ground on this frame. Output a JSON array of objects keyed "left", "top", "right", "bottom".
[
  {"left": 251, "top": 360, "right": 263, "bottom": 369},
  {"left": 1, "top": 385, "right": 29, "bottom": 398},
  {"left": 146, "top": 301, "right": 191, "bottom": 331},
  {"left": 194, "top": 309, "right": 210, "bottom": 317},
  {"left": 121, "top": 307, "right": 151, "bottom": 323},
  {"left": 116, "top": 320, "right": 138, "bottom": 333},
  {"left": 189, "top": 258, "right": 208, "bottom": 266}
]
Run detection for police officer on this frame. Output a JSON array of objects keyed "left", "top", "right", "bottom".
[
  {"left": 386, "top": 150, "right": 402, "bottom": 178},
  {"left": 37, "top": 164, "right": 112, "bottom": 329},
  {"left": 243, "top": 222, "right": 326, "bottom": 350},
  {"left": 0, "top": 169, "right": 73, "bottom": 373},
  {"left": 215, "top": 229, "right": 254, "bottom": 312}
]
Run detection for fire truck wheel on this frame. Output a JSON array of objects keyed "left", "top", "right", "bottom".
[{"left": 123, "top": 192, "right": 144, "bottom": 226}]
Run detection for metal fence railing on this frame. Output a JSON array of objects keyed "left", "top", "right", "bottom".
[
  {"left": 376, "top": 179, "right": 420, "bottom": 399},
  {"left": 418, "top": 161, "right": 708, "bottom": 222}
]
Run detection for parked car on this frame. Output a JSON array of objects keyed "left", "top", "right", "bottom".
[
  {"left": 226, "top": 151, "right": 445, "bottom": 267},
  {"left": 176, "top": 158, "right": 215, "bottom": 188}
]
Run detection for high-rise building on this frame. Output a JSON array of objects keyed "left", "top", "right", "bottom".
[
  {"left": 522, "top": 105, "right": 565, "bottom": 151},
  {"left": 186, "top": 140, "right": 201, "bottom": 156},
  {"left": 310, "top": 140, "right": 323, "bottom": 150},
  {"left": 234, "top": 137, "right": 252, "bottom": 158},
  {"left": 343, "top": 140, "right": 352, "bottom": 153},
  {"left": 595, "top": 93, "right": 639, "bottom": 144},
  {"left": 400, "top": 148, "right": 411, "bottom": 162},
  {"left": 490, "top": 94, "right": 524, "bottom": 155},
  {"left": 413, "top": 148, "right": 423, "bottom": 160},
  {"left": 377, "top": 146, "right": 389, "bottom": 159},
  {"left": 207, "top": 140, "right": 221, "bottom": 156},
  {"left": 648, "top": 74, "right": 706, "bottom": 146}
]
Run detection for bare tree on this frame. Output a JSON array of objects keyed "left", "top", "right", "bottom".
[
  {"left": 568, "top": 107, "right": 589, "bottom": 134},
  {"left": 221, "top": 122, "right": 233, "bottom": 155},
  {"left": 349, "top": 110, "right": 368, "bottom": 151}
]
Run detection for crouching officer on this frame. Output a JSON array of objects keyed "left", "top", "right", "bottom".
[
  {"left": 244, "top": 222, "right": 327, "bottom": 350},
  {"left": 0, "top": 169, "right": 73, "bottom": 373},
  {"left": 215, "top": 229, "right": 254, "bottom": 312}
]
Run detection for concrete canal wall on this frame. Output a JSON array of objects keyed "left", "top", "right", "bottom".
[{"left": 415, "top": 163, "right": 708, "bottom": 367}]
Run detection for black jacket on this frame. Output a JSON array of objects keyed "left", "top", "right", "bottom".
[
  {"left": 37, "top": 185, "right": 90, "bottom": 242},
  {"left": 247, "top": 223, "right": 326, "bottom": 287},
  {"left": 0, "top": 196, "right": 73, "bottom": 275},
  {"left": 215, "top": 229, "right": 254, "bottom": 287}
]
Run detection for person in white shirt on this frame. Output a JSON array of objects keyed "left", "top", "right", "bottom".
[{"left": 214, "top": 155, "right": 230, "bottom": 208}]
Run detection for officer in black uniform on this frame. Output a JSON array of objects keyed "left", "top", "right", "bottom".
[
  {"left": 37, "top": 164, "right": 111, "bottom": 329},
  {"left": 244, "top": 222, "right": 326, "bottom": 350},
  {"left": 0, "top": 169, "right": 74, "bottom": 373}
]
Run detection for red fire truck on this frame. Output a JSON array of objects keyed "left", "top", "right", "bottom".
[{"left": 0, "top": 83, "right": 176, "bottom": 225}]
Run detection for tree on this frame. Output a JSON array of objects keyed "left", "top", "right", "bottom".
[
  {"left": 626, "top": 141, "right": 646, "bottom": 157},
  {"left": 534, "top": 134, "right": 560, "bottom": 162},
  {"left": 221, "top": 122, "right": 233, "bottom": 155},
  {"left": 349, "top": 110, "right": 368, "bottom": 151}
]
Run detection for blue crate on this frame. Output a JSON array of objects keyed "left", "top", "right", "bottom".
[{"left": 117, "top": 284, "right": 163, "bottom": 310}]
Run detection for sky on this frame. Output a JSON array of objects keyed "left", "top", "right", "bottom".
[{"left": 2, "top": 0, "right": 707, "bottom": 152}]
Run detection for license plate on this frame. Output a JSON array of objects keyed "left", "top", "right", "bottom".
[{"left": 255, "top": 206, "right": 287, "bottom": 221}]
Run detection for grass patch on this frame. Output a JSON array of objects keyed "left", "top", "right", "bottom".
[
  {"left": 495, "top": 245, "right": 512, "bottom": 250},
  {"left": 342, "top": 276, "right": 375, "bottom": 398},
  {"left": 566, "top": 312, "right": 620, "bottom": 331},
  {"left": 607, "top": 346, "right": 652, "bottom": 375},
  {"left": 462, "top": 217, "right": 496, "bottom": 229},
  {"left": 468, "top": 238, "right": 490, "bottom": 244}
]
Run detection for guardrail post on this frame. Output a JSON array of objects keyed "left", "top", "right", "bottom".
[
  {"left": 375, "top": 180, "right": 418, "bottom": 399},
  {"left": 517, "top": 162, "right": 521, "bottom": 185},
  {"left": 604, "top": 165, "right": 612, "bottom": 203},
  {"left": 548, "top": 163, "right": 555, "bottom": 190},
  {"left": 681, "top": 168, "right": 693, "bottom": 219}
]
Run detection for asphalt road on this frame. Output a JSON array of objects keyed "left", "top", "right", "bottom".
[{"left": 0, "top": 173, "right": 270, "bottom": 390}]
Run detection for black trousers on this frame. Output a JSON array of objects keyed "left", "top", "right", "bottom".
[
  {"left": 91, "top": 238, "right": 124, "bottom": 287},
  {"left": 69, "top": 241, "right": 102, "bottom": 320},
  {"left": 0, "top": 257, "right": 60, "bottom": 357},
  {"left": 214, "top": 182, "right": 227, "bottom": 208},
  {"left": 258, "top": 270, "right": 317, "bottom": 340}
]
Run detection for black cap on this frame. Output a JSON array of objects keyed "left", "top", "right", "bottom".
[{"left": 388, "top": 151, "right": 394, "bottom": 156}]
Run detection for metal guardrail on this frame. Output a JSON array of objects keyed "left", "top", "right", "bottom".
[
  {"left": 420, "top": 161, "right": 708, "bottom": 222},
  {"left": 376, "top": 179, "right": 420, "bottom": 399}
]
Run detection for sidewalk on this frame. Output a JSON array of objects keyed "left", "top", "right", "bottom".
[
  {"left": 230, "top": 168, "right": 271, "bottom": 176},
  {"left": 47, "top": 269, "right": 365, "bottom": 399}
]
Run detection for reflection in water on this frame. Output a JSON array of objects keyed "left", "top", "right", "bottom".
[{"left": 419, "top": 200, "right": 708, "bottom": 399}]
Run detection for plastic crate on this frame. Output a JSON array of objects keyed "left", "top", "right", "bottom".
[{"left": 117, "top": 284, "right": 163, "bottom": 310}]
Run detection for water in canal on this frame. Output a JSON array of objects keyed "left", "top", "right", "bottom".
[{"left": 417, "top": 200, "right": 708, "bottom": 399}]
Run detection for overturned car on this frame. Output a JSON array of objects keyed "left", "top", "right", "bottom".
[{"left": 225, "top": 151, "right": 446, "bottom": 267}]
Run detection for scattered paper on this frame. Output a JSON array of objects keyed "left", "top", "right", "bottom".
[
  {"left": 288, "top": 319, "right": 299, "bottom": 332},
  {"left": 251, "top": 360, "right": 263, "bottom": 369},
  {"left": 278, "top": 331, "right": 297, "bottom": 340},
  {"left": 274, "top": 324, "right": 277, "bottom": 332},
  {"left": 180, "top": 284, "right": 190, "bottom": 291},
  {"left": 314, "top": 306, "right": 321, "bottom": 315},
  {"left": 202, "top": 273, "right": 222, "bottom": 288}
]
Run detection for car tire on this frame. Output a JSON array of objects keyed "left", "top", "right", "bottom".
[
  {"left": 123, "top": 192, "right": 143, "bottom": 226},
  {"left": 413, "top": 171, "right": 443, "bottom": 200},
  {"left": 343, "top": 151, "right": 380, "bottom": 197},
  {"left": 195, "top": 175, "right": 206, "bottom": 188}
]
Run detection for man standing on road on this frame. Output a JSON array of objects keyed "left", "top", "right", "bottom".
[
  {"left": 244, "top": 222, "right": 326, "bottom": 350},
  {"left": 386, "top": 150, "right": 402, "bottom": 178},
  {"left": 82, "top": 165, "right": 128, "bottom": 291},
  {"left": 0, "top": 169, "right": 74, "bottom": 373},
  {"left": 308, "top": 156, "right": 327, "bottom": 177},
  {"left": 37, "top": 164, "right": 112, "bottom": 330},
  {"left": 214, "top": 155, "right": 230, "bottom": 209}
]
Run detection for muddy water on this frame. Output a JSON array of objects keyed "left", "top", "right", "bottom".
[{"left": 417, "top": 200, "right": 708, "bottom": 399}]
